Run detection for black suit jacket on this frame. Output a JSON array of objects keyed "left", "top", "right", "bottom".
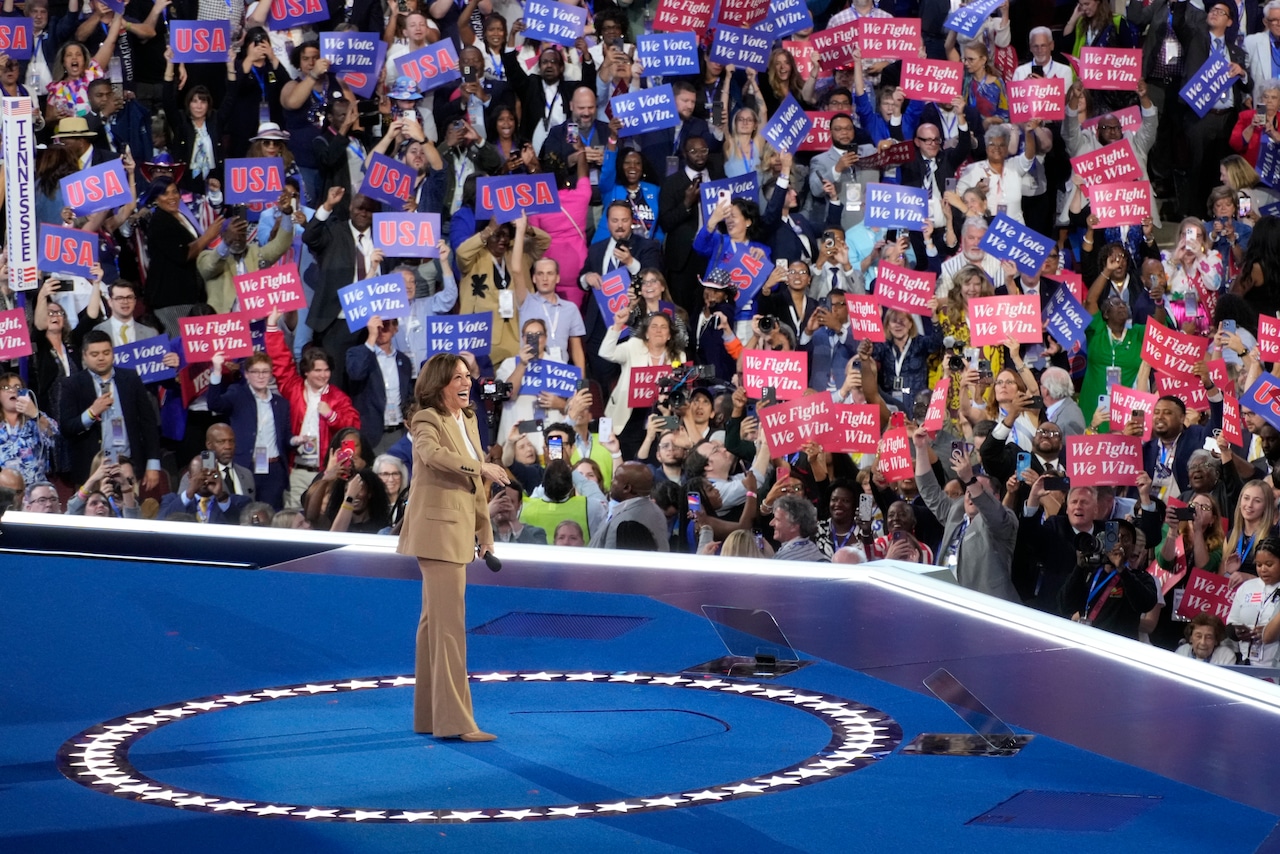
[
  {"left": 579, "top": 234, "right": 664, "bottom": 283},
  {"left": 542, "top": 119, "right": 612, "bottom": 168},
  {"left": 638, "top": 116, "right": 716, "bottom": 171},
  {"left": 205, "top": 377, "right": 293, "bottom": 470},
  {"left": 1142, "top": 402, "right": 1224, "bottom": 490},
  {"left": 303, "top": 214, "right": 381, "bottom": 334},
  {"left": 1174, "top": 3, "right": 1252, "bottom": 110},
  {"left": 55, "top": 367, "right": 160, "bottom": 486},
  {"left": 144, "top": 210, "right": 207, "bottom": 309},
  {"left": 657, "top": 164, "right": 726, "bottom": 272},
  {"left": 346, "top": 343, "right": 413, "bottom": 450},
  {"left": 503, "top": 53, "right": 597, "bottom": 143},
  {"left": 760, "top": 180, "right": 840, "bottom": 265}
]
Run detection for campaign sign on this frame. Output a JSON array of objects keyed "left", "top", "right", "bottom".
[
  {"left": 1109, "top": 384, "right": 1156, "bottom": 441},
  {"left": 1088, "top": 181, "right": 1151, "bottom": 227},
  {"left": 60, "top": 160, "right": 130, "bottom": 216},
  {"left": 269, "top": 0, "right": 330, "bottom": 29},
  {"left": 845, "top": 295, "right": 885, "bottom": 343},
  {"left": 1155, "top": 360, "right": 1230, "bottom": 413},
  {"left": 875, "top": 264, "right": 934, "bottom": 316},
  {"left": 1242, "top": 374, "right": 1280, "bottom": 431},
  {"left": 1223, "top": 390, "right": 1244, "bottom": 448},
  {"left": 628, "top": 364, "right": 674, "bottom": 407},
  {"left": 359, "top": 152, "right": 416, "bottom": 208},
  {"left": 810, "top": 22, "right": 860, "bottom": 72},
  {"left": 611, "top": 84, "right": 680, "bottom": 138},
  {"left": 858, "top": 141, "right": 916, "bottom": 171},
  {"left": 785, "top": 40, "right": 817, "bottom": 80},
  {"left": 1078, "top": 47, "right": 1142, "bottom": 91},
  {"left": 522, "top": 359, "right": 583, "bottom": 397},
  {"left": 426, "top": 312, "right": 492, "bottom": 356},
  {"left": 636, "top": 32, "right": 699, "bottom": 77},
  {"left": 944, "top": 0, "right": 1002, "bottom": 39},
  {"left": 225, "top": 157, "right": 285, "bottom": 205},
  {"left": 717, "top": 0, "right": 770, "bottom": 28},
  {"left": 858, "top": 18, "right": 921, "bottom": 60},
  {"left": 180, "top": 313, "right": 253, "bottom": 361},
  {"left": 798, "top": 111, "right": 835, "bottom": 152},
  {"left": 523, "top": 0, "right": 588, "bottom": 47},
  {"left": 372, "top": 213, "right": 441, "bottom": 257},
  {"left": 760, "top": 394, "right": 833, "bottom": 456},
  {"left": 1042, "top": 283, "right": 1090, "bottom": 352},
  {"left": 1066, "top": 434, "right": 1142, "bottom": 486},
  {"left": 1258, "top": 314, "right": 1280, "bottom": 361},
  {"left": 698, "top": 173, "right": 759, "bottom": 224},
  {"left": 337, "top": 274, "right": 411, "bottom": 332},
  {"left": 762, "top": 94, "right": 813, "bottom": 155},
  {"left": 1258, "top": 136, "right": 1280, "bottom": 190},
  {"left": 820, "top": 403, "right": 879, "bottom": 453},
  {"left": 1069, "top": 139, "right": 1143, "bottom": 187},
  {"left": 1180, "top": 51, "right": 1240, "bottom": 119},
  {"left": 1175, "top": 568, "right": 1233, "bottom": 621},
  {"left": 113, "top": 336, "right": 178, "bottom": 384},
  {"left": 38, "top": 224, "right": 97, "bottom": 278},
  {"left": 320, "top": 32, "right": 381, "bottom": 73},
  {"left": 1045, "top": 270, "right": 1086, "bottom": 304},
  {"left": 653, "top": 0, "right": 714, "bottom": 33},
  {"left": 0, "top": 19, "right": 33, "bottom": 61},
  {"left": 0, "top": 308, "right": 31, "bottom": 360},
  {"left": 978, "top": 213, "right": 1053, "bottom": 276},
  {"left": 900, "top": 59, "right": 964, "bottom": 104},
  {"left": 1008, "top": 77, "right": 1066, "bottom": 122},
  {"left": 476, "top": 174, "right": 562, "bottom": 224},
  {"left": 170, "top": 21, "right": 230, "bottom": 63},
  {"left": 876, "top": 427, "right": 914, "bottom": 481},
  {"left": 1082, "top": 105, "right": 1142, "bottom": 134},
  {"left": 398, "top": 40, "right": 461, "bottom": 93},
  {"left": 1141, "top": 323, "right": 1209, "bottom": 380},
  {"left": 763, "top": 0, "right": 813, "bottom": 39},
  {"left": 967, "top": 295, "right": 1043, "bottom": 345},
  {"left": 742, "top": 349, "right": 808, "bottom": 400},
  {"left": 234, "top": 262, "right": 307, "bottom": 318},
  {"left": 591, "top": 266, "right": 632, "bottom": 326},
  {"left": 923, "top": 377, "right": 951, "bottom": 432},
  {"left": 713, "top": 248, "right": 772, "bottom": 308},
  {"left": 864, "top": 183, "right": 929, "bottom": 231},
  {"left": 709, "top": 25, "right": 771, "bottom": 72}
]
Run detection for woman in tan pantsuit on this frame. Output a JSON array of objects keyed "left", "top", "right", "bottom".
[{"left": 397, "top": 354, "right": 511, "bottom": 742}]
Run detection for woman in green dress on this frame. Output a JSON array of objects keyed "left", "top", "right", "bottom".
[{"left": 1079, "top": 294, "right": 1147, "bottom": 426}]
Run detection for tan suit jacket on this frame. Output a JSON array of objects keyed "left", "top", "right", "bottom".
[{"left": 397, "top": 406, "right": 493, "bottom": 565}]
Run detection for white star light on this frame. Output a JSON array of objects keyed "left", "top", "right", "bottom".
[
  {"left": 257, "top": 689, "right": 297, "bottom": 699},
  {"left": 334, "top": 680, "right": 380, "bottom": 690},
  {"left": 139, "top": 789, "right": 183, "bottom": 801},
  {"left": 787, "top": 766, "right": 831, "bottom": 779},
  {"left": 184, "top": 701, "right": 226, "bottom": 711},
  {"left": 218, "top": 694, "right": 260, "bottom": 705},
  {"left": 782, "top": 693, "right": 824, "bottom": 705},
  {"left": 648, "top": 676, "right": 690, "bottom": 686},
  {"left": 114, "top": 784, "right": 159, "bottom": 795},
  {"left": 642, "top": 796, "right": 686, "bottom": 807},
  {"left": 249, "top": 805, "right": 295, "bottom": 816},
  {"left": 546, "top": 805, "right": 593, "bottom": 817},
  {"left": 473, "top": 672, "right": 513, "bottom": 681},
  {"left": 683, "top": 789, "right": 726, "bottom": 801},
  {"left": 564, "top": 672, "right": 608, "bottom": 681},
  {"left": 594, "top": 801, "right": 640, "bottom": 813},
  {"left": 296, "top": 808, "right": 340, "bottom": 819},
  {"left": 724, "top": 783, "right": 767, "bottom": 795},
  {"left": 210, "top": 801, "right": 255, "bottom": 811},
  {"left": 126, "top": 715, "right": 161, "bottom": 726},
  {"left": 815, "top": 759, "right": 854, "bottom": 770},
  {"left": 173, "top": 796, "right": 217, "bottom": 807},
  {"left": 689, "top": 679, "right": 728, "bottom": 689},
  {"left": 806, "top": 701, "right": 850, "bottom": 712},
  {"left": 756, "top": 776, "right": 802, "bottom": 787},
  {"left": 388, "top": 811, "right": 437, "bottom": 822},
  {"left": 755, "top": 688, "right": 794, "bottom": 699},
  {"left": 381, "top": 676, "right": 416, "bottom": 687},
  {"left": 519, "top": 671, "right": 558, "bottom": 681},
  {"left": 153, "top": 707, "right": 195, "bottom": 719},
  {"left": 496, "top": 809, "right": 541, "bottom": 820},
  {"left": 92, "top": 775, "right": 134, "bottom": 786},
  {"left": 295, "top": 684, "right": 340, "bottom": 694},
  {"left": 722, "top": 682, "right": 763, "bottom": 693},
  {"left": 608, "top": 673, "right": 648, "bottom": 683},
  {"left": 104, "top": 723, "right": 143, "bottom": 733},
  {"left": 339, "top": 810, "right": 386, "bottom": 821},
  {"left": 442, "top": 811, "right": 489, "bottom": 822}
]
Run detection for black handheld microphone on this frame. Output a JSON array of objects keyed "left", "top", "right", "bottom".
[{"left": 484, "top": 551, "right": 502, "bottom": 573}]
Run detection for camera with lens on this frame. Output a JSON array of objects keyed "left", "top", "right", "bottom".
[
  {"left": 356, "top": 97, "right": 381, "bottom": 123},
  {"left": 942, "top": 335, "right": 965, "bottom": 373},
  {"left": 657, "top": 362, "right": 715, "bottom": 409},
  {"left": 480, "top": 378, "right": 512, "bottom": 403},
  {"left": 1074, "top": 531, "right": 1108, "bottom": 569},
  {"left": 758, "top": 315, "right": 780, "bottom": 334},
  {"left": 628, "top": 303, "right": 646, "bottom": 328}
]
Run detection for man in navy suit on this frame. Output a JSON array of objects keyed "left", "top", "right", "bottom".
[
  {"left": 159, "top": 456, "right": 252, "bottom": 524},
  {"left": 1139, "top": 380, "right": 1225, "bottom": 500},
  {"left": 206, "top": 351, "right": 293, "bottom": 510},
  {"left": 637, "top": 81, "right": 717, "bottom": 175},
  {"left": 55, "top": 330, "right": 162, "bottom": 491},
  {"left": 898, "top": 113, "right": 974, "bottom": 269},
  {"left": 579, "top": 200, "right": 665, "bottom": 289},
  {"left": 540, "top": 86, "right": 611, "bottom": 194},
  {"left": 346, "top": 314, "right": 414, "bottom": 454}
]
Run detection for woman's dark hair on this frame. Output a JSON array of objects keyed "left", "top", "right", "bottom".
[
  {"left": 613, "top": 146, "right": 659, "bottom": 188},
  {"left": 461, "top": 172, "right": 483, "bottom": 209},
  {"left": 482, "top": 12, "right": 507, "bottom": 34},
  {"left": 542, "top": 459, "right": 574, "bottom": 502},
  {"left": 35, "top": 144, "right": 78, "bottom": 195},
  {"left": 1255, "top": 535, "right": 1280, "bottom": 562},
  {"left": 615, "top": 520, "right": 657, "bottom": 550},
  {"left": 289, "top": 39, "right": 320, "bottom": 70},
  {"left": 237, "top": 26, "right": 272, "bottom": 63},
  {"left": 299, "top": 345, "right": 332, "bottom": 377},
  {"left": 323, "top": 468, "right": 392, "bottom": 529},
  {"left": 638, "top": 312, "right": 681, "bottom": 362},
  {"left": 723, "top": 198, "right": 762, "bottom": 242},
  {"left": 652, "top": 480, "right": 681, "bottom": 513},
  {"left": 485, "top": 105, "right": 518, "bottom": 143},
  {"left": 413, "top": 352, "right": 470, "bottom": 414},
  {"left": 183, "top": 85, "right": 212, "bottom": 114},
  {"left": 1234, "top": 216, "right": 1280, "bottom": 316},
  {"left": 327, "top": 426, "right": 372, "bottom": 468},
  {"left": 1212, "top": 292, "right": 1260, "bottom": 337}
]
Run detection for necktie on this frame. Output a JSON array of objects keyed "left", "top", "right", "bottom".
[
  {"left": 120, "top": 323, "right": 129, "bottom": 344},
  {"left": 672, "top": 122, "right": 682, "bottom": 154},
  {"left": 606, "top": 244, "right": 618, "bottom": 273},
  {"left": 356, "top": 233, "right": 368, "bottom": 280},
  {"left": 947, "top": 515, "right": 970, "bottom": 577},
  {"left": 926, "top": 159, "right": 937, "bottom": 192},
  {"left": 1214, "top": 37, "right": 1224, "bottom": 55},
  {"left": 198, "top": 496, "right": 210, "bottom": 523},
  {"left": 223, "top": 465, "right": 235, "bottom": 494}
]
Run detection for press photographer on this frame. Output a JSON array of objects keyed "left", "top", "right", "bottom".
[{"left": 1058, "top": 518, "right": 1158, "bottom": 640}]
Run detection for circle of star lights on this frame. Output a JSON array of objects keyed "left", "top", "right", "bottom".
[{"left": 57, "top": 671, "right": 902, "bottom": 823}]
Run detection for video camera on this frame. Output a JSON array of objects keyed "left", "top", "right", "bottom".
[
  {"left": 657, "top": 362, "right": 716, "bottom": 409},
  {"left": 480, "top": 378, "right": 512, "bottom": 403}
]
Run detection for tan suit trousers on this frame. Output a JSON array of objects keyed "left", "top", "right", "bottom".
[{"left": 414, "top": 557, "right": 479, "bottom": 736}]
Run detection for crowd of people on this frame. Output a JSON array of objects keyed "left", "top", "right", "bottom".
[{"left": 1, "top": 0, "right": 1279, "bottom": 667}]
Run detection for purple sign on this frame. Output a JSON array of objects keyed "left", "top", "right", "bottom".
[
  {"left": 523, "top": 0, "right": 588, "bottom": 48},
  {"left": 371, "top": 212, "right": 442, "bottom": 257},
  {"left": 713, "top": 247, "right": 773, "bottom": 308},
  {"left": 1043, "top": 283, "right": 1090, "bottom": 353},
  {"left": 979, "top": 213, "right": 1054, "bottom": 276},
  {"left": 337, "top": 39, "right": 387, "bottom": 99},
  {"left": 269, "top": 0, "right": 330, "bottom": 30},
  {"left": 1180, "top": 51, "right": 1240, "bottom": 119},
  {"left": 60, "top": 160, "right": 131, "bottom": 216},
  {"left": 0, "top": 18, "right": 34, "bottom": 61},
  {"left": 698, "top": 173, "right": 759, "bottom": 225},
  {"left": 225, "top": 157, "right": 285, "bottom": 205},
  {"left": 114, "top": 336, "right": 178, "bottom": 384},
  {"left": 761, "top": 0, "right": 813, "bottom": 38},
  {"left": 426, "top": 312, "right": 493, "bottom": 356},
  {"left": 521, "top": 359, "right": 583, "bottom": 397},
  {"left": 397, "top": 40, "right": 461, "bottom": 94},
  {"left": 864, "top": 182, "right": 929, "bottom": 230},
  {"left": 319, "top": 32, "right": 382, "bottom": 72},
  {"left": 170, "top": 21, "right": 230, "bottom": 64},
  {"left": 358, "top": 152, "right": 416, "bottom": 208},
  {"left": 611, "top": 84, "right": 681, "bottom": 138},
  {"left": 762, "top": 94, "right": 813, "bottom": 155},
  {"left": 337, "top": 273, "right": 412, "bottom": 333},
  {"left": 709, "top": 25, "right": 771, "bottom": 72},
  {"left": 944, "top": 0, "right": 1003, "bottom": 39},
  {"left": 38, "top": 224, "right": 97, "bottom": 277},
  {"left": 475, "top": 174, "right": 562, "bottom": 224},
  {"left": 635, "top": 33, "right": 699, "bottom": 78},
  {"left": 590, "top": 265, "right": 632, "bottom": 327}
]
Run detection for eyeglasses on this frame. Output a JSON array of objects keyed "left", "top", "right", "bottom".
[
  {"left": 1035, "top": 428, "right": 1061, "bottom": 437},
  {"left": 1096, "top": 123, "right": 1122, "bottom": 132},
  {"left": 0, "top": 384, "right": 23, "bottom": 391},
  {"left": 111, "top": 294, "right": 136, "bottom": 302},
  {"left": 377, "top": 470, "right": 402, "bottom": 479},
  {"left": 246, "top": 368, "right": 272, "bottom": 376},
  {"left": 47, "top": 309, "right": 66, "bottom": 317},
  {"left": 915, "top": 135, "right": 941, "bottom": 143},
  {"left": 28, "top": 495, "right": 59, "bottom": 505}
]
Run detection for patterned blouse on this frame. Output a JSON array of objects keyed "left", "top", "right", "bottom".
[{"left": 0, "top": 414, "right": 59, "bottom": 485}]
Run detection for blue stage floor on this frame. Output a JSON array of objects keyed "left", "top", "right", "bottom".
[{"left": 2, "top": 553, "right": 1276, "bottom": 852}]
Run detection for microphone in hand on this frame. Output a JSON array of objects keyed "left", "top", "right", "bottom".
[{"left": 484, "top": 551, "right": 502, "bottom": 573}]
